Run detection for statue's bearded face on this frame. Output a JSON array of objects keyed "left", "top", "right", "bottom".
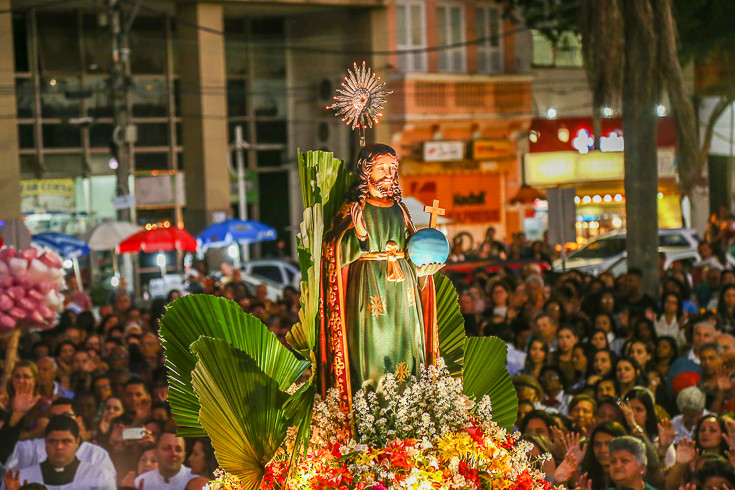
[{"left": 367, "top": 154, "right": 398, "bottom": 198}]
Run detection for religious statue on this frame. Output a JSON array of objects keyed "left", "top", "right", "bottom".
[{"left": 318, "top": 143, "right": 445, "bottom": 412}]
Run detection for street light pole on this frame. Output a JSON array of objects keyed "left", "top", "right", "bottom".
[{"left": 233, "top": 125, "right": 250, "bottom": 262}]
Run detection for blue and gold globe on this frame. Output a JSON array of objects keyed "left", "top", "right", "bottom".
[{"left": 407, "top": 228, "right": 450, "bottom": 268}]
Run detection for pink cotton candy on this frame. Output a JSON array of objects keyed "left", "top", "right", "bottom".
[
  {"left": 26, "top": 289, "right": 44, "bottom": 302},
  {"left": 16, "top": 297, "right": 37, "bottom": 312},
  {"left": 36, "top": 281, "right": 55, "bottom": 294},
  {"left": 27, "top": 259, "right": 49, "bottom": 281},
  {"left": 0, "top": 248, "right": 17, "bottom": 262},
  {"left": 38, "top": 304, "right": 54, "bottom": 319},
  {"left": 14, "top": 274, "right": 33, "bottom": 289},
  {"left": 0, "top": 315, "right": 16, "bottom": 330},
  {"left": 8, "top": 257, "right": 28, "bottom": 276},
  {"left": 38, "top": 251, "right": 62, "bottom": 269},
  {"left": 0, "top": 261, "right": 8, "bottom": 276},
  {"left": 19, "top": 248, "right": 38, "bottom": 261},
  {"left": 28, "top": 310, "right": 45, "bottom": 325},
  {"left": 6, "top": 286, "right": 24, "bottom": 300},
  {"left": 8, "top": 307, "right": 26, "bottom": 320},
  {"left": 0, "top": 275, "right": 12, "bottom": 289},
  {"left": 0, "top": 294, "right": 12, "bottom": 312}
]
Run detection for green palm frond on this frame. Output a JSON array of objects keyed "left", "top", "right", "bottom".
[
  {"left": 190, "top": 336, "right": 293, "bottom": 489},
  {"left": 159, "top": 295, "right": 310, "bottom": 436},
  {"left": 290, "top": 150, "right": 352, "bottom": 361},
  {"left": 462, "top": 337, "right": 518, "bottom": 431},
  {"left": 435, "top": 272, "right": 466, "bottom": 376}
]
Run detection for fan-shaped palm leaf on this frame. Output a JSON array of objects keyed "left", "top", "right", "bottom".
[
  {"left": 462, "top": 337, "right": 518, "bottom": 431},
  {"left": 435, "top": 272, "right": 466, "bottom": 375},
  {"left": 159, "top": 295, "right": 310, "bottom": 436},
  {"left": 190, "top": 336, "right": 292, "bottom": 489}
]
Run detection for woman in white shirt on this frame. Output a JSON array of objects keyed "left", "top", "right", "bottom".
[{"left": 655, "top": 292, "right": 683, "bottom": 342}]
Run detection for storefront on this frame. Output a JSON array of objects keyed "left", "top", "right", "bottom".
[
  {"left": 399, "top": 138, "right": 523, "bottom": 248},
  {"left": 523, "top": 116, "right": 680, "bottom": 243}
]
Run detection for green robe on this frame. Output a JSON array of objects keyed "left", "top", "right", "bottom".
[{"left": 340, "top": 201, "right": 425, "bottom": 391}]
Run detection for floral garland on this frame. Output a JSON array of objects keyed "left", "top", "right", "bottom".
[{"left": 205, "top": 360, "right": 554, "bottom": 490}]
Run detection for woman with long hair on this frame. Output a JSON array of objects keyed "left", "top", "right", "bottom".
[
  {"left": 588, "top": 349, "right": 617, "bottom": 386},
  {"left": 622, "top": 387, "right": 659, "bottom": 443},
  {"left": 487, "top": 281, "right": 516, "bottom": 324},
  {"left": 579, "top": 421, "right": 628, "bottom": 490},
  {"left": 693, "top": 414, "right": 729, "bottom": 456},
  {"left": 188, "top": 437, "right": 218, "bottom": 479},
  {"left": 655, "top": 292, "right": 683, "bottom": 340},
  {"left": 590, "top": 329, "right": 610, "bottom": 351},
  {"left": 521, "top": 336, "right": 549, "bottom": 378},
  {"left": 654, "top": 336, "right": 678, "bottom": 378},
  {"left": 716, "top": 284, "right": 735, "bottom": 333},
  {"left": 550, "top": 325, "right": 579, "bottom": 383},
  {"left": 614, "top": 358, "right": 647, "bottom": 398}
]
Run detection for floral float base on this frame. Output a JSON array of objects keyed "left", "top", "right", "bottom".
[{"left": 205, "top": 361, "right": 553, "bottom": 490}]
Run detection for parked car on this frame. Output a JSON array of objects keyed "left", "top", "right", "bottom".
[
  {"left": 552, "top": 228, "right": 701, "bottom": 276},
  {"left": 603, "top": 249, "right": 701, "bottom": 277},
  {"left": 241, "top": 259, "right": 301, "bottom": 290}
]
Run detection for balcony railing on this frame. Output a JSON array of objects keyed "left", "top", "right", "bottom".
[{"left": 387, "top": 72, "right": 533, "bottom": 119}]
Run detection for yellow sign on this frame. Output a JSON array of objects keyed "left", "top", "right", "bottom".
[
  {"left": 525, "top": 151, "right": 625, "bottom": 185},
  {"left": 20, "top": 179, "right": 75, "bottom": 197},
  {"left": 524, "top": 152, "right": 576, "bottom": 185},
  {"left": 473, "top": 139, "right": 513, "bottom": 159},
  {"left": 20, "top": 178, "right": 76, "bottom": 214}
]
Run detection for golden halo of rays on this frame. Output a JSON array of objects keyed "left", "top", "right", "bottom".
[{"left": 327, "top": 61, "right": 392, "bottom": 131}]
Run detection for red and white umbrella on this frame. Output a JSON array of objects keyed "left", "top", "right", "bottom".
[{"left": 116, "top": 227, "right": 197, "bottom": 254}]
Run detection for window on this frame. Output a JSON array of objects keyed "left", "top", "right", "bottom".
[
  {"left": 476, "top": 4, "right": 503, "bottom": 74},
  {"left": 532, "top": 30, "right": 583, "bottom": 68},
  {"left": 396, "top": 1, "right": 427, "bottom": 72},
  {"left": 437, "top": 4, "right": 466, "bottom": 73},
  {"left": 251, "top": 265, "right": 282, "bottom": 284}
]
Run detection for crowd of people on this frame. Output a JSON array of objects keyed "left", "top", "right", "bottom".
[
  {"left": 456, "top": 230, "right": 735, "bottom": 490},
  {"left": 0, "top": 268, "right": 299, "bottom": 490},
  {"left": 4, "top": 224, "right": 735, "bottom": 489}
]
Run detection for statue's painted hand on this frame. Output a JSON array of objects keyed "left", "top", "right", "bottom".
[{"left": 416, "top": 262, "right": 444, "bottom": 277}]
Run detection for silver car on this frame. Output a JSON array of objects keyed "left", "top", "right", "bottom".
[{"left": 552, "top": 229, "right": 700, "bottom": 276}]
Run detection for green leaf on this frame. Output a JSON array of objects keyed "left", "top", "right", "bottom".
[
  {"left": 435, "top": 272, "right": 466, "bottom": 376},
  {"left": 190, "top": 336, "right": 292, "bottom": 489},
  {"left": 462, "top": 337, "right": 518, "bottom": 431},
  {"left": 159, "top": 295, "right": 309, "bottom": 435}
]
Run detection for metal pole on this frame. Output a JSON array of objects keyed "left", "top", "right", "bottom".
[
  {"left": 234, "top": 125, "right": 250, "bottom": 262},
  {"left": 110, "top": 0, "right": 132, "bottom": 222},
  {"left": 72, "top": 258, "right": 83, "bottom": 292}
]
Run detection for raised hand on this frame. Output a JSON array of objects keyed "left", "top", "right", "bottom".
[
  {"left": 675, "top": 438, "right": 698, "bottom": 465},
  {"left": 12, "top": 391, "right": 40, "bottom": 415},
  {"left": 716, "top": 366, "right": 733, "bottom": 393},
  {"left": 4, "top": 470, "right": 22, "bottom": 490},
  {"left": 553, "top": 449, "right": 577, "bottom": 484},
  {"left": 120, "top": 471, "right": 137, "bottom": 488},
  {"left": 576, "top": 472, "right": 592, "bottom": 490},
  {"left": 658, "top": 418, "right": 676, "bottom": 449},
  {"left": 619, "top": 401, "right": 638, "bottom": 431}
]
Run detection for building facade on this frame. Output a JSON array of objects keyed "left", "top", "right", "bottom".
[{"left": 0, "top": 0, "right": 378, "bottom": 257}]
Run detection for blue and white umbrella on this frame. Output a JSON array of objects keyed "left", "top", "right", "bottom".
[
  {"left": 32, "top": 232, "right": 90, "bottom": 259},
  {"left": 197, "top": 219, "right": 277, "bottom": 251},
  {"left": 32, "top": 232, "right": 90, "bottom": 287}
]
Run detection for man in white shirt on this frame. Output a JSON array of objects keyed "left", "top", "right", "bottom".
[
  {"left": 11, "top": 415, "right": 115, "bottom": 489},
  {"left": 2, "top": 398, "right": 114, "bottom": 477},
  {"left": 136, "top": 432, "right": 195, "bottom": 489}
]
